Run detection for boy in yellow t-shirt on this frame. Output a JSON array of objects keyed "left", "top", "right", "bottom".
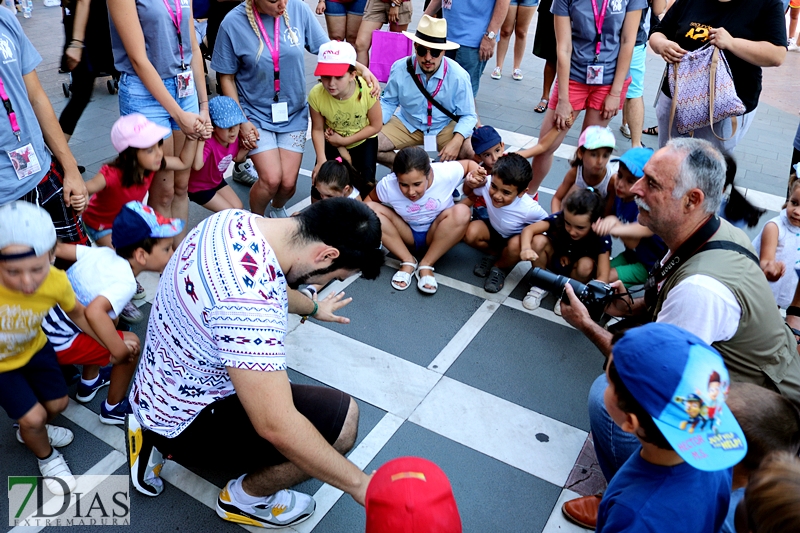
[{"left": 0, "top": 202, "right": 92, "bottom": 496}]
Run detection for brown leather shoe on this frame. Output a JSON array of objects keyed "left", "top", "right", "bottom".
[{"left": 561, "top": 494, "right": 602, "bottom": 530}]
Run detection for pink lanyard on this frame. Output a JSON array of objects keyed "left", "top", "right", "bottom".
[
  {"left": 0, "top": 78, "right": 20, "bottom": 141},
  {"left": 254, "top": 8, "right": 281, "bottom": 102},
  {"left": 162, "top": 0, "right": 186, "bottom": 70},
  {"left": 414, "top": 58, "right": 447, "bottom": 129},
  {"left": 590, "top": 0, "right": 610, "bottom": 62}
]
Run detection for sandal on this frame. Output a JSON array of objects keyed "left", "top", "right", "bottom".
[
  {"left": 391, "top": 261, "right": 417, "bottom": 291},
  {"left": 483, "top": 267, "right": 506, "bottom": 293},
  {"left": 473, "top": 255, "right": 496, "bottom": 278},
  {"left": 416, "top": 266, "right": 438, "bottom": 294},
  {"left": 534, "top": 98, "right": 548, "bottom": 113},
  {"left": 642, "top": 125, "right": 658, "bottom": 136}
]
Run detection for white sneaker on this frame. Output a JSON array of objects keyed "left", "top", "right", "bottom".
[
  {"left": 522, "top": 287, "right": 548, "bottom": 310},
  {"left": 790, "top": 40, "right": 800, "bottom": 52},
  {"left": 554, "top": 300, "right": 563, "bottom": 316},
  {"left": 267, "top": 205, "right": 288, "bottom": 219},
  {"left": 217, "top": 476, "right": 315, "bottom": 528},
  {"left": 38, "top": 451, "right": 77, "bottom": 495},
  {"left": 17, "top": 424, "right": 74, "bottom": 448},
  {"left": 512, "top": 68, "right": 523, "bottom": 81},
  {"left": 490, "top": 66, "right": 502, "bottom": 80},
  {"left": 231, "top": 160, "right": 259, "bottom": 186},
  {"left": 133, "top": 280, "right": 146, "bottom": 300}
]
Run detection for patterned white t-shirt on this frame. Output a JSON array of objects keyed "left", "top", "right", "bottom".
[{"left": 130, "top": 210, "right": 288, "bottom": 438}]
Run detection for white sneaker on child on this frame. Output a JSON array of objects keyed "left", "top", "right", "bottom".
[
  {"left": 38, "top": 451, "right": 77, "bottom": 495},
  {"left": 522, "top": 287, "right": 548, "bottom": 310},
  {"left": 17, "top": 424, "right": 74, "bottom": 448}
]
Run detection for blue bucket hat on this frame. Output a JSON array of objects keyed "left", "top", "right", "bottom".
[
  {"left": 471, "top": 126, "right": 502, "bottom": 156},
  {"left": 208, "top": 96, "right": 246, "bottom": 129},
  {"left": 612, "top": 323, "right": 747, "bottom": 472},
  {"left": 612, "top": 147, "right": 655, "bottom": 179}
]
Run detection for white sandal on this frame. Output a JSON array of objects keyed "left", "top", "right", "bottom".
[
  {"left": 391, "top": 261, "right": 418, "bottom": 291},
  {"left": 416, "top": 266, "right": 438, "bottom": 294}
]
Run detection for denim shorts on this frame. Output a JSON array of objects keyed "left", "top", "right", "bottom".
[
  {"left": 325, "top": 0, "right": 368, "bottom": 16},
  {"left": 446, "top": 46, "right": 488, "bottom": 98},
  {"left": 118, "top": 72, "right": 200, "bottom": 134},
  {"left": 511, "top": 0, "right": 540, "bottom": 6},
  {"left": 411, "top": 228, "right": 428, "bottom": 251},
  {"left": 84, "top": 223, "right": 113, "bottom": 243},
  {"left": 251, "top": 129, "right": 307, "bottom": 155}
]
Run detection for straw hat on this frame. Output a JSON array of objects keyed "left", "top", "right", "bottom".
[{"left": 402, "top": 15, "right": 460, "bottom": 51}]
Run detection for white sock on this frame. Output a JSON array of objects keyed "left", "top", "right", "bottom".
[
  {"left": 104, "top": 400, "right": 119, "bottom": 411},
  {"left": 229, "top": 475, "right": 264, "bottom": 505},
  {"left": 81, "top": 374, "right": 99, "bottom": 387}
]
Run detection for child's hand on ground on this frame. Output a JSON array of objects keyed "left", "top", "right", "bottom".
[
  {"left": 592, "top": 216, "right": 619, "bottom": 236},
  {"left": 520, "top": 249, "right": 538, "bottom": 262},
  {"left": 763, "top": 260, "right": 786, "bottom": 282}
]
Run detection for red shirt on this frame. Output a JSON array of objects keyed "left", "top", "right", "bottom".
[{"left": 82, "top": 165, "right": 154, "bottom": 231}]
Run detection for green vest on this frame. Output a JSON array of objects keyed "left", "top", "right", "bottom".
[{"left": 654, "top": 219, "right": 797, "bottom": 386}]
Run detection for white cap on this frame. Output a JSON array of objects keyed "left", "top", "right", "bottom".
[{"left": 0, "top": 201, "right": 56, "bottom": 259}]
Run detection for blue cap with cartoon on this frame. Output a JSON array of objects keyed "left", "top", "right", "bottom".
[
  {"left": 208, "top": 96, "right": 246, "bottom": 129},
  {"left": 112, "top": 201, "right": 184, "bottom": 249},
  {"left": 612, "top": 147, "right": 654, "bottom": 179},
  {"left": 471, "top": 126, "right": 502, "bottom": 156},
  {"left": 612, "top": 323, "right": 747, "bottom": 472}
]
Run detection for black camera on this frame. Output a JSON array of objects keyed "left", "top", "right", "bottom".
[{"left": 529, "top": 267, "right": 615, "bottom": 320}]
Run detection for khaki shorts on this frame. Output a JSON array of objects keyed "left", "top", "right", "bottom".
[
  {"left": 381, "top": 116, "right": 457, "bottom": 151},
  {"left": 362, "top": 0, "right": 412, "bottom": 25}
]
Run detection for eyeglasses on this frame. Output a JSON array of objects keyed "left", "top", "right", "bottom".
[{"left": 415, "top": 45, "right": 443, "bottom": 58}]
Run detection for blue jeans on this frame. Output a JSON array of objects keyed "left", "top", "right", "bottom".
[
  {"left": 588, "top": 373, "right": 640, "bottom": 481},
  {"left": 446, "top": 46, "right": 488, "bottom": 97},
  {"left": 118, "top": 73, "right": 200, "bottom": 134}
]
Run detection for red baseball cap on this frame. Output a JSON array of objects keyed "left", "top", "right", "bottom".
[
  {"left": 365, "top": 457, "right": 462, "bottom": 533},
  {"left": 315, "top": 40, "right": 357, "bottom": 77}
]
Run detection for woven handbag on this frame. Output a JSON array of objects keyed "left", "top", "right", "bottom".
[{"left": 668, "top": 43, "right": 746, "bottom": 140}]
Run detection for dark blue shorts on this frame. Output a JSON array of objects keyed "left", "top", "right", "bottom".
[
  {"left": 325, "top": 0, "right": 368, "bottom": 16},
  {"left": 0, "top": 341, "right": 68, "bottom": 420},
  {"left": 411, "top": 228, "right": 429, "bottom": 251},
  {"left": 188, "top": 180, "right": 227, "bottom": 205}
]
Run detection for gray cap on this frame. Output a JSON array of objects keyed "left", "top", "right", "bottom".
[{"left": 0, "top": 201, "right": 57, "bottom": 259}]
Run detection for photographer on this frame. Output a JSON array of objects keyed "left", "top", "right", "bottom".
[{"left": 557, "top": 138, "right": 800, "bottom": 528}]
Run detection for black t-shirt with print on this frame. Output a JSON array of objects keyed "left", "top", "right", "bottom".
[{"left": 653, "top": 0, "right": 786, "bottom": 113}]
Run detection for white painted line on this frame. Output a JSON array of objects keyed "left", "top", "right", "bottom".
[
  {"left": 408, "top": 377, "right": 588, "bottom": 487},
  {"left": 502, "top": 297, "right": 577, "bottom": 330},
  {"left": 428, "top": 300, "right": 500, "bottom": 374},
  {"left": 295, "top": 413, "right": 405, "bottom": 532},
  {"left": 285, "top": 322, "right": 442, "bottom": 419},
  {"left": 62, "top": 399, "right": 125, "bottom": 452},
  {"left": 541, "top": 488, "right": 587, "bottom": 533}
]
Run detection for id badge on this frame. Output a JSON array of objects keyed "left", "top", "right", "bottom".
[
  {"left": 8, "top": 143, "right": 42, "bottom": 180},
  {"left": 586, "top": 65, "right": 604, "bottom": 85},
  {"left": 424, "top": 134, "right": 437, "bottom": 152},
  {"left": 271, "top": 102, "right": 289, "bottom": 123},
  {"left": 177, "top": 71, "right": 195, "bottom": 98}
]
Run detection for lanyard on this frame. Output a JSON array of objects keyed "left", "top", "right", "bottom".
[
  {"left": 0, "top": 77, "right": 20, "bottom": 142},
  {"left": 414, "top": 58, "right": 447, "bottom": 129},
  {"left": 254, "top": 8, "right": 281, "bottom": 102},
  {"left": 162, "top": 0, "right": 186, "bottom": 70},
  {"left": 589, "top": 0, "right": 610, "bottom": 62}
]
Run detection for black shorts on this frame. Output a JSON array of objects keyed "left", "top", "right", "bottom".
[
  {"left": 484, "top": 220, "right": 510, "bottom": 253},
  {"left": 150, "top": 384, "right": 351, "bottom": 476},
  {"left": 0, "top": 341, "right": 69, "bottom": 420},
  {"left": 188, "top": 180, "right": 227, "bottom": 206}
]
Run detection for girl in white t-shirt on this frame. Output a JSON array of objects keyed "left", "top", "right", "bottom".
[
  {"left": 753, "top": 178, "right": 800, "bottom": 308},
  {"left": 314, "top": 158, "right": 363, "bottom": 201},
  {"left": 551, "top": 125, "right": 616, "bottom": 215},
  {"left": 366, "top": 147, "right": 480, "bottom": 294}
]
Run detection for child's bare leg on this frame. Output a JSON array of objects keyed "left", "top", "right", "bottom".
[
  {"left": 365, "top": 201, "right": 415, "bottom": 286},
  {"left": 202, "top": 186, "right": 244, "bottom": 212},
  {"left": 95, "top": 234, "right": 113, "bottom": 248},
  {"left": 464, "top": 220, "right": 491, "bottom": 251},
  {"left": 530, "top": 234, "right": 553, "bottom": 269},
  {"left": 19, "top": 396, "right": 68, "bottom": 457},
  {"left": 496, "top": 235, "right": 522, "bottom": 270},
  {"left": 82, "top": 364, "right": 100, "bottom": 381},
  {"left": 107, "top": 333, "right": 140, "bottom": 405},
  {"left": 572, "top": 256, "right": 596, "bottom": 283},
  {"left": 418, "top": 205, "right": 471, "bottom": 287}
]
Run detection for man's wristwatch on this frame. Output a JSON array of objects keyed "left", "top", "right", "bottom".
[
  {"left": 484, "top": 30, "right": 496, "bottom": 40},
  {"left": 391, "top": 2, "right": 398, "bottom": 6}
]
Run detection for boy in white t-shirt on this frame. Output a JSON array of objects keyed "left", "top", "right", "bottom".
[
  {"left": 463, "top": 153, "right": 548, "bottom": 293},
  {"left": 44, "top": 202, "right": 183, "bottom": 425}
]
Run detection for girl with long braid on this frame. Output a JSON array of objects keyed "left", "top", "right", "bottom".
[{"left": 212, "top": 0, "right": 380, "bottom": 218}]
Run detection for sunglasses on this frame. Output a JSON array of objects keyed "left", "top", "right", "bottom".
[{"left": 415, "top": 45, "right": 443, "bottom": 58}]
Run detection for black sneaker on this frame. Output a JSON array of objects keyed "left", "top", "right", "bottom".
[
  {"left": 126, "top": 414, "right": 165, "bottom": 497},
  {"left": 75, "top": 365, "right": 112, "bottom": 402}
]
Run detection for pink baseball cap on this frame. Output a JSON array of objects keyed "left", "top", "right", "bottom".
[
  {"left": 111, "top": 113, "right": 171, "bottom": 152},
  {"left": 314, "top": 40, "right": 357, "bottom": 77},
  {"left": 366, "top": 457, "right": 462, "bottom": 533}
]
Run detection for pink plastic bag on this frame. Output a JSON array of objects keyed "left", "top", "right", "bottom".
[{"left": 370, "top": 30, "right": 412, "bottom": 83}]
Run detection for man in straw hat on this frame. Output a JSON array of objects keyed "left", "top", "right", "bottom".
[{"left": 377, "top": 14, "right": 477, "bottom": 167}]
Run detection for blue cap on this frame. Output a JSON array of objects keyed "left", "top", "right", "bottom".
[
  {"left": 612, "top": 323, "right": 746, "bottom": 472},
  {"left": 612, "top": 147, "right": 654, "bottom": 179},
  {"left": 471, "top": 126, "right": 502, "bottom": 156},
  {"left": 208, "top": 96, "right": 246, "bottom": 129},
  {"left": 112, "top": 202, "right": 184, "bottom": 249}
]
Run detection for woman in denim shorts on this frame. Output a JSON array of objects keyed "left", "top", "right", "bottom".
[
  {"left": 108, "top": 0, "right": 211, "bottom": 244},
  {"left": 315, "top": 0, "right": 368, "bottom": 45},
  {"left": 491, "top": 0, "right": 540, "bottom": 82}
]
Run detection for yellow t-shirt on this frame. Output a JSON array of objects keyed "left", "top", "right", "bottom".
[
  {"left": 308, "top": 76, "right": 378, "bottom": 149},
  {"left": 0, "top": 267, "right": 76, "bottom": 372}
]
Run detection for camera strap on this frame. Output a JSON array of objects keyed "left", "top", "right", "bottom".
[{"left": 643, "top": 215, "right": 759, "bottom": 309}]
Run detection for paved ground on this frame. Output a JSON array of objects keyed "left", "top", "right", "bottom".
[{"left": 1, "top": 2, "right": 798, "bottom": 532}]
